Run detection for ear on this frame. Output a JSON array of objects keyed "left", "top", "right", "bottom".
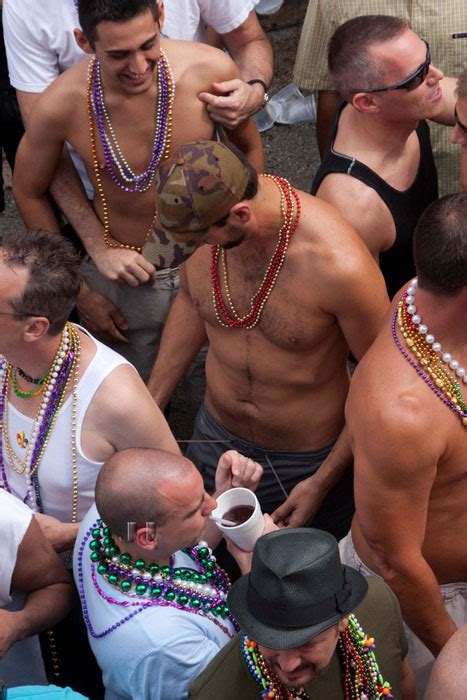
[
  {"left": 23, "top": 317, "right": 50, "bottom": 343},
  {"left": 230, "top": 203, "right": 251, "bottom": 225},
  {"left": 338, "top": 617, "right": 349, "bottom": 634},
  {"left": 157, "top": 1, "right": 165, "bottom": 30},
  {"left": 74, "top": 28, "right": 94, "bottom": 55},
  {"left": 135, "top": 524, "right": 158, "bottom": 551},
  {"left": 350, "top": 91, "right": 381, "bottom": 114}
]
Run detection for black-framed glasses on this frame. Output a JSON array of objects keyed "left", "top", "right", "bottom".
[
  {"left": 454, "top": 106, "right": 467, "bottom": 135},
  {"left": 0, "top": 311, "right": 43, "bottom": 318},
  {"left": 355, "top": 40, "right": 431, "bottom": 94}
]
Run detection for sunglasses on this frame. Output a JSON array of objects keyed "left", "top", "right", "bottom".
[
  {"left": 356, "top": 40, "right": 431, "bottom": 94},
  {"left": 454, "top": 106, "right": 467, "bottom": 135},
  {"left": 0, "top": 311, "right": 44, "bottom": 318}
]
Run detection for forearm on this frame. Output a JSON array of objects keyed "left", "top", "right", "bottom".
[
  {"left": 13, "top": 186, "right": 60, "bottom": 232},
  {"left": 35, "top": 514, "right": 81, "bottom": 553},
  {"left": 375, "top": 555, "right": 456, "bottom": 656},
  {"left": 8, "top": 582, "right": 74, "bottom": 641},
  {"left": 228, "top": 37, "right": 273, "bottom": 89},
  {"left": 307, "top": 424, "right": 351, "bottom": 495},
  {"left": 147, "top": 290, "right": 208, "bottom": 408},
  {"left": 48, "top": 149, "right": 104, "bottom": 256}
]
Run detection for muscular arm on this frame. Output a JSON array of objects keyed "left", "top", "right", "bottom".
[
  {"left": 16, "top": 90, "right": 156, "bottom": 289},
  {"left": 0, "top": 518, "right": 73, "bottom": 657},
  {"left": 147, "top": 263, "right": 208, "bottom": 410},
  {"left": 201, "top": 11, "right": 273, "bottom": 128},
  {"left": 348, "top": 384, "right": 456, "bottom": 656},
  {"left": 315, "top": 174, "right": 394, "bottom": 264},
  {"left": 273, "top": 209, "right": 388, "bottom": 527}
]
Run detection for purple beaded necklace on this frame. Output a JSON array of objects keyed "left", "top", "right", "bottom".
[
  {"left": 392, "top": 301, "right": 467, "bottom": 424},
  {"left": 89, "top": 49, "right": 174, "bottom": 193},
  {"left": 0, "top": 325, "right": 79, "bottom": 509},
  {"left": 77, "top": 519, "right": 239, "bottom": 639}
]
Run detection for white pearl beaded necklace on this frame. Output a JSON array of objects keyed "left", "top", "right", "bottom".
[{"left": 406, "top": 278, "right": 467, "bottom": 383}]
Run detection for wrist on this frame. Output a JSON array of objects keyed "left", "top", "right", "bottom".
[{"left": 246, "top": 79, "right": 269, "bottom": 111}]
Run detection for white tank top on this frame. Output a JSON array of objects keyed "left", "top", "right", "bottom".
[{"left": 2, "top": 327, "right": 133, "bottom": 522}]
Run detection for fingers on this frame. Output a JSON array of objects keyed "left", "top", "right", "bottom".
[
  {"left": 94, "top": 250, "right": 156, "bottom": 286},
  {"left": 212, "top": 79, "right": 244, "bottom": 94},
  {"left": 107, "top": 315, "right": 129, "bottom": 343},
  {"left": 231, "top": 456, "right": 263, "bottom": 489},
  {"left": 262, "top": 513, "right": 280, "bottom": 535}
]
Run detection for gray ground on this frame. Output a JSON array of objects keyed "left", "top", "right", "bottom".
[{"left": 0, "top": 0, "right": 319, "bottom": 442}]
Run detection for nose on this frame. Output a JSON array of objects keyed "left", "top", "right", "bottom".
[
  {"left": 129, "top": 52, "right": 149, "bottom": 75},
  {"left": 202, "top": 493, "right": 217, "bottom": 516},
  {"left": 427, "top": 63, "right": 444, "bottom": 83},
  {"left": 276, "top": 651, "right": 302, "bottom": 674}
]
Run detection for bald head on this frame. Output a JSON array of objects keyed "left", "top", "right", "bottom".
[
  {"left": 425, "top": 625, "right": 467, "bottom": 699},
  {"left": 95, "top": 448, "right": 196, "bottom": 538}
]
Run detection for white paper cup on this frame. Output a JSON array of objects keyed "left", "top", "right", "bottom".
[{"left": 212, "top": 487, "right": 263, "bottom": 551}]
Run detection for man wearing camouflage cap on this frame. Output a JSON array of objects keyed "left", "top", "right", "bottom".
[{"left": 148, "top": 140, "right": 389, "bottom": 538}]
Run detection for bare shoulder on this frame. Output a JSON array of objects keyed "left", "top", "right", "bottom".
[
  {"left": 295, "top": 191, "right": 384, "bottom": 284},
  {"left": 346, "top": 324, "right": 450, "bottom": 468},
  {"left": 29, "top": 59, "right": 88, "bottom": 132},
  {"left": 315, "top": 173, "right": 394, "bottom": 255},
  {"left": 163, "top": 38, "right": 238, "bottom": 86},
  {"left": 426, "top": 624, "right": 467, "bottom": 700}
]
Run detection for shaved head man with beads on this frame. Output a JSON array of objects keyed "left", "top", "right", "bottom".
[{"left": 74, "top": 447, "right": 264, "bottom": 700}]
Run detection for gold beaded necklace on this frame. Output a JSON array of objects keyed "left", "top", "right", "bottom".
[
  {"left": 86, "top": 52, "right": 174, "bottom": 253},
  {"left": 396, "top": 296, "right": 467, "bottom": 425}
]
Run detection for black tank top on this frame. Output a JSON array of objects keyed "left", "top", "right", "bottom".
[{"left": 312, "top": 102, "right": 438, "bottom": 298}]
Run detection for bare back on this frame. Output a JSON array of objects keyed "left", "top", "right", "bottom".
[
  {"left": 183, "top": 190, "right": 388, "bottom": 450},
  {"left": 349, "top": 305, "right": 467, "bottom": 583}
]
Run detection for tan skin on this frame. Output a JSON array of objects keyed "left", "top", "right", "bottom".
[
  {"left": 0, "top": 254, "right": 180, "bottom": 551},
  {"left": 450, "top": 95, "right": 467, "bottom": 191},
  {"left": 0, "top": 516, "right": 73, "bottom": 658},
  {"left": 315, "top": 30, "right": 456, "bottom": 267},
  {"left": 148, "top": 178, "right": 389, "bottom": 524},
  {"left": 347, "top": 287, "right": 467, "bottom": 658},
  {"left": 13, "top": 10, "right": 262, "bottom": 340}
]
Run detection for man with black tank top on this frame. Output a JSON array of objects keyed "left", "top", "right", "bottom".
[{"left": 312, "top": 15, "right": 456, "bottom": 299}]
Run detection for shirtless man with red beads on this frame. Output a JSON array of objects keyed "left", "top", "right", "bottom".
[
  {"left": 147, "top": 140, "right": 389, "bottom": 541},
  {"left": 12, "top": 0, "right": 262, "bottom": 381}
]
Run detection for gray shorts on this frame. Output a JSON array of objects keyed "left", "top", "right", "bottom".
[
  {"left": 186, "top": 402, "right": 354, "bottom": 541},
  {"left": 80, "top": 258, "right": 206, "bottom": 399}
]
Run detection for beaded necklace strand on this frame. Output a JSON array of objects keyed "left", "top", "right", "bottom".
[
  {"left": 0, "top": 323, "right": 81, "bottom": 519},
  {"left": 77, "top": 519, "right": 239, "bottom": 639},
  {"left": 393, "top": 280, "right": 467, "bottom": 427},
  {"left": 86, "top": 51, "right": 175, "bottom": 252},
  {"left": 210, "top": 175, "right": 301, "bottom": 329},
  {"left": 242, "top": 617, "right": 393, "bottom": 700}
]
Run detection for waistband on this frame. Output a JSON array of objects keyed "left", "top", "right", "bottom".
[{"left": 199, "top": 401, "right": 337, "bottom": 461}]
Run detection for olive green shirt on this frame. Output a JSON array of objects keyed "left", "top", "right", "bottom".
[
  {"left": 293, "top": 0, "right": 467, "bottom": 195},
  {"left": 189, "top": 577, "right": 408, "bottom": 699}
]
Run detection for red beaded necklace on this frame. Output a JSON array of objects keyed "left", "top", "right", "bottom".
[{"left": 210, "top": 175, "right": 301, "bottom": 329}]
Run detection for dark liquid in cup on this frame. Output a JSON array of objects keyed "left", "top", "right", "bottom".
[{"left": 222, "top": 505, "right": 255, "bottom": 527}]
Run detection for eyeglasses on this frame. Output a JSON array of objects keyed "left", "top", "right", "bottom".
[
  {"left": 0, "top": 311, "right": 43, "bottom": 318},
  {"left": 355, "top": 40, "right": 431, "bottom": 94},
  {"left": 454, "top": 106, "right": 467, "bottom": 135}
]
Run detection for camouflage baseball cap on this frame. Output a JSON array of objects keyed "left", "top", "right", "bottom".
[{"left": 154, "top": 141, "right": 250, "bottom": 236}]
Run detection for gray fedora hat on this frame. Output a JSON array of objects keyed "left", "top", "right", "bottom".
[{"left": 228, "top": 528, "right": 368, "bottom": 650}]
